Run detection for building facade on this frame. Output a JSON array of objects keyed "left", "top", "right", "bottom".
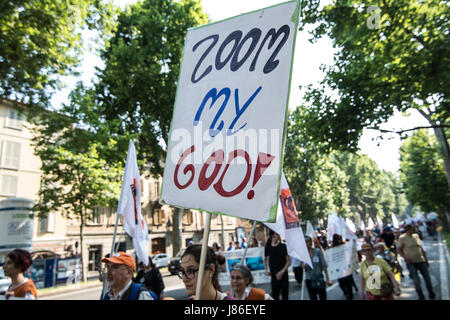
[{"left": 0, "top": 100, "right": 243, "bottom": 278}]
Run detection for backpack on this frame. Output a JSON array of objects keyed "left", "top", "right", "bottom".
[{"left": 129, "top": 283, "right": 159, "bottom": 300}]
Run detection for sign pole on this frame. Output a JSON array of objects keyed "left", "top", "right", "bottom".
[
  {"left": 195, "top": 212, "right": 212, "bottom": 300},
  {"left": 240, "top": 221, "right": 257, "bottom": 265},
  {"left": 300, "top": 273, "right": 306, "bottom": 300}
]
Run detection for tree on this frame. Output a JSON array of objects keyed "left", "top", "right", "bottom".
[
  {"left": 65, "top": 0, "right": 208, "bottom": 257},
  {"left": 400, "top": 129, "right": 450, "bottom": 230},
  {"left": 0, "top": 0, "right": 116, "bottom": 105},
  {"left": 299, "top": 0, "right": 450, "bottom": 187},
  {"left": 31, "top": 110, "right": 122, "bottom": 282}
]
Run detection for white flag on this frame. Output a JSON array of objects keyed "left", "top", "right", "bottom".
[
  {"left": 306, "top": 221, "right": 316, "bottom": 240},
  {"left": 391, "top": 213, "right": 399, "bottom": 229},
  {"left": 376, "top": 216, "right": 383, "bottom": 229},
  {"left": 117, "top": 141, "right": 149, "bottom": 266},
  {"left": 339, "top": 217, "right": 358, "bottom": 241},
  {"left": 265, "top": 173, "right": 312, "bottom": 268},
  {"left": 367, "top": 217, "right": 375, "bottom": 230},
  {"left": 346, "top": 218, "right": 356, "bottom": 233},
  {"left": 327, "top": 212, "right": 342, "bottom": 241}
]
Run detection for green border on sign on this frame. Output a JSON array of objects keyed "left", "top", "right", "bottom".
[{"left": 160, "top": 1, "right": 300, "bottom": 224}]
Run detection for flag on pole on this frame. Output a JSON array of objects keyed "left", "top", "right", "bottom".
[
  {"left": 391, "top": 213, "right": 399, "bottom": 229},
  {"left": 306, "top": 221, "right": 316, "bottom": 240},
  {"left": 339, "top": 216, "right": 358, "bottom": 241},
  {"left": 367, "top": 217, "right": 375, "bottom": 230},
  {"left": 346, "top": 218, "right": 356, "bottom": 233},
  {"left": 327, "top": 212, "right": 341, "bottom": 241},
  {"left": 360, "top": 220, "right": 365, "bottom": 231},
  {"left": 265, "top": 172, "right": 312, "bottom": 268},
  {"left": 117, "top": 140, "right": 149, "bottom": 266},
  {"left": 376, "top": 216, "right": 383, "bottom": 229}
]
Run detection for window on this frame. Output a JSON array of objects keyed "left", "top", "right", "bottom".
[
  {"left": 154, "top": 181, "right": 160, "bottom": 198},
  {"left": 1, "top": 141, "right": 21, "bottom": 169},
  {"left": 39, "top": 212, "right": 55, "bottom": 233},
  {"left": 0, "top": 174, "right": 18, "bottom": 196},
  {"left": 5, "top": 109, "right": 25, "bottom": 130},
  {"left": 183, "top": 210, "right": 193, "bottom": 225},
  {"left": 91, "top": 207, "right": 104, "bottom": 224},
  {"left": 88, "top": 245, "right": 102, "bottom": 272},
  {"left": 153, "top": 209, "right": 164, "bottom": 225}
]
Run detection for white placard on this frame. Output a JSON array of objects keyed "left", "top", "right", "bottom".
[
  {"left": 161, "top": 2, "right": 298, "bottom": 222},
  {"left": 218, "top": 247, "right": 270, "bottom": 286},
  {"left": 324, "top": 241, "right": 358, "bottom": 281}
]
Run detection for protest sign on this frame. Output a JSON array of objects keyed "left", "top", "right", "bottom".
[
  {"left": 324, "top": 241, "right": 358, "bottom": 281},
  {"left": 218, "top": 247, "right": 270, "bottom": 286},
  {"left": 160, "top": 1, "right": 299, "bottom": 222}
]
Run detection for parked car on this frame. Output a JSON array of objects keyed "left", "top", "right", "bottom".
[
  {"left": 0, "top": 267, "right": 11, "bottom": 294},
  {"left": 152, "top": 253, "right": 171, "bottom": 269},
  {"left": 168, "top": 248, "right": 186, "bottom": 275}
]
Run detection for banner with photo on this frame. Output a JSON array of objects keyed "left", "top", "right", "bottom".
[{"left": 218, "top": 247, "right": 270, "bottom": 286}]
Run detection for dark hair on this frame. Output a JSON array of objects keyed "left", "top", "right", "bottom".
[
  {"left": 182, "top": 244, "right": 222, "bottom": 291},
  {"left": 7, "top": 249, "right": 32, "bottom": 273},
  {"left": 332, "top": 233, "right": 343, "bottom": 247},
  {"left": 231, "top": 264, "right": 253, "bottom": 285}
]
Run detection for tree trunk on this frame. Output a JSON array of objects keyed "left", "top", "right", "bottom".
[
  {"left": 171, "top": 207, "right": 183, "bottom": 257},
  {"left": 417, "top": 109, "right": 450, "bottom": 188},
  {"left": 80, "top": 210, "right": 87, "bottom": 283}
]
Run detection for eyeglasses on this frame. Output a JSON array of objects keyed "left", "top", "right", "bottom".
[{"left": 177, "top": 264, "right": 210, "bottom": 280}]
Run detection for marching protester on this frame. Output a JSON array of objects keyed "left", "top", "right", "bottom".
[
  {"left": 291, "top": 256, "right": 304, "bottom": 287},
  {"left": 264, "top": 230, "right": 291, "bottom": 300},
  {"left": 179, "top": 244, "right": 234, "bottom": 300},
  {"left": 331, "top": 234, "right": 357, "bottom": 300},
  {"left": 359, "top": 243, "right": 401, "bottom": 300},
  {"left": 101, "top": 252, "right": 157, "bottom": 300},
  {"left": 227, "top": 264, "right": 273, "bottom": 300},
  {"left": 397, "top": 224, "right": 436, "bottom": 300},
  {"left": 249, "top": 236, "right": 260, "bottom": 248},
  {"left": 304, "top": 236, "right": 332, "bottom": 301},
  {"left": 134, "top": 258, "right": 165, "bottom": 299},
  {"left": 2, "top": 249, "right": 37, "bottom": 300}
]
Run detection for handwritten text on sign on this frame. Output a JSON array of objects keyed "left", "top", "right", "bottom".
[{"left": 161, "top": 2, "right": 297, "bottom": 222}]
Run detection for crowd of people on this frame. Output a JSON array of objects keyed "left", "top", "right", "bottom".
[{"left": 0, "top": 216, "right": 442, "bottom": 301}]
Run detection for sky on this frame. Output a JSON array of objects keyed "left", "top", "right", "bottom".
[{"left": 50, "top": 0, "right": 430, "bottom": 174}]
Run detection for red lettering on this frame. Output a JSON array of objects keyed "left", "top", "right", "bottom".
[
  {"left": 174, "top": 145, "right": 195, "bottom": 189},
  {"left": 198, "top": 150, "right": 224, "bottom": 191}
]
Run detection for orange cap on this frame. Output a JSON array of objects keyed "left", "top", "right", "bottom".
[{"left": 102, "top": 252, "right": 136, "bottom": 271}]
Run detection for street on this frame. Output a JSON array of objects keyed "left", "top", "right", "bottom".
[{"left": 39, "top": 234, "right": 449, "bottom": 300}]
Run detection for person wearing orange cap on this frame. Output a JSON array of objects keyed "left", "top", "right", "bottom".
[{"left": 101, "top": 252, "right": 157, "bottom": 300}]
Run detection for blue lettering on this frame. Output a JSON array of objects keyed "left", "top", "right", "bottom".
[
  {"left": 193, "top": 88, "right": 231, "bottom": 137},
  {"left": 227, "top": 86, "right": 262, "bottom": 135}
]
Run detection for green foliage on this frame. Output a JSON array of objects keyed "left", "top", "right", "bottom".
[
  {"left": 284, "top": 107, "right": 406, "bottom": 225},
  {"left": 93, "top": 0, "right": 208, "bottom": 176},
  {"left": 299, "top": 0, "right": 449, "bottom": 153},
  {"left": 0, "top": 0, "right": 116, "bottom": 105},
  {"left": 400, "top": 130, "right": 450, "bottom": 219}
]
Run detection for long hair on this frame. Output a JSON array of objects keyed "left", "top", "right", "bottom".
[{"left": 182, "top": 244, "right": 222, "bottom": 292}]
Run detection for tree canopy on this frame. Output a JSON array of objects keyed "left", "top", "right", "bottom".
[
  {"left": 0, "top": 0, "right": 116, "bottom": 105},
  {"left": 298, "top": 0, "right": 450, "bottom": 186}
]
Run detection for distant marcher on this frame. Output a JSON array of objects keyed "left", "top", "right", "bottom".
[
  {"left": 318, "top": 231, "right": 329, "bottom": 249},
  {"left": 227, "top": 242, "right": 235, "bottom": 251},
  {"left": 332, "top": 234, "right": 357, "bottom": 300},
  {"left": 290, "top": 256, "right": 304, "bottom": 287},
  {"left": 212, "top": 242, "right": 222, "bottom": 253},
  {"left": 234, "top": 241, "right": 241, "bottom": 250},
  {"left": 3, "top": 249, "right": 37, "bottom": 299},
  {"left": 359, "top": 243, "right": 400, "bottom": 300},
  {"left": 304, "top": 236, "right": 332, "bottom": 300},
  {"left": 134, "top": 258, "right": 165, "bottom": 299},
  {"left": 397, "top": 224, "right": 436, "bottom": 300},
  {"left": 241, "top": 237, "right": 248, "bottom": 249},
  {"left": 227, "top": 264, "right": 273, "bottom": 300},
  {"left": 264, "top": 231, "right": 290, "bottom": 300},
  {"left": 249, "top": 237, "right": 259, "bottom": 248},
  {"left": 101, "top": 252, "right": 157, "bottom": 300},
  {"left": 179, "top": 245, "right": 234, "bottom": 300}
]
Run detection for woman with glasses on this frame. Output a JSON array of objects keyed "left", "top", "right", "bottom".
[
  {"left": 178, "top": 244, "right": 234, "bottom": 300},
  {"left": 359, "top": 243, "right": 401, "bottom": 300},
  {"left": 227, "top": 264, "right": 273, "bottom": 300}
]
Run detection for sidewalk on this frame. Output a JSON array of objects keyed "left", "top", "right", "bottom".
[{"left": 37, "top": 279, "right": 103, "bottom": 298}]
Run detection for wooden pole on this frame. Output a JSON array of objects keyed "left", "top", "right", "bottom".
[
  {"left": 195, "top": 212, "right": 212, "bottom": 300},
  {"left": 240, "top": 221, "right": 257, "bottom": 265}
]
